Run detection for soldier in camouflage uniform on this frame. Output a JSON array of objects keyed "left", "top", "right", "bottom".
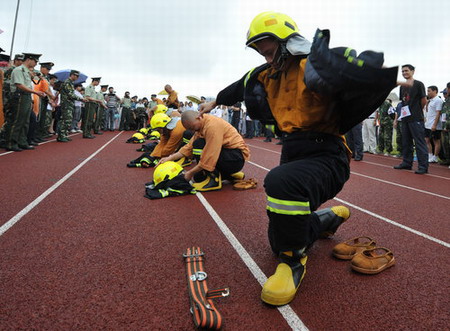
[
  {"left": 57, "top": 70, "right": 85, "bottom": 142},
  {"left": 377, "top": 99, "right": 394, "bottom": 154},
  {"left": 440, "top": 84, "right": 450, "bottom": 165},
  {"left": 1, "top": 54, "right": 24, "bottom": 148},
  {"left": 4, "top": 53, "right": 46, "bottom": 151},
  {"left": 0, "top": 52, "right": 11, "bottom": 142}
]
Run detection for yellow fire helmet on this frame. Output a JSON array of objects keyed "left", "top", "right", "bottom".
[
  {"left": 151, "top": 113, "right": 171, "bottom": 129},
  {"left": 132, "top": 132, "right": 145, "bottom": 140},
  {"left": 246, "top": 11, "right": 300, "bottom": 50},
  {"left": 154, "top": 104, "right": 169, "bottom": 114},
  {"left": 139, "top": 127, "right": 150, "bottom": 135},
  {"left": 149, "top": 130, "right": 161, "bottom": 139},
  {"left": 153, "top": 161, "right": 183, "bottom": 185}
]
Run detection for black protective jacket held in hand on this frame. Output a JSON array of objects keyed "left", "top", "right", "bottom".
[{"left": 304, "top": 29, "right": 398, "bottom": 134}]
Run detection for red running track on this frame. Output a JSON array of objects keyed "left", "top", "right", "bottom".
[{"left": 1, "top": 133, "right": 449, "bottom": 330}]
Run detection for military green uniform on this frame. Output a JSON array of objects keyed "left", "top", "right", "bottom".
[
  {"left": 377, "top": 100, "right": 394, "bottom": 154},
  {"left": 58, "top": 78, "right": 82, "bottom": 141},
  {"left": 119, "top": 96, "right": 132, "bottom": 130},
  {"left": 82, "top": 84, "right": 97, "bottom": 138},
  {"left": 4, "top": 65, "right": 33, "bottom": 149},
  {"left": 93, "top": 90, "right": 104, "bottom": 134},
  {"left": 440, "top": 97, "right": 450, "bottom": 164}
]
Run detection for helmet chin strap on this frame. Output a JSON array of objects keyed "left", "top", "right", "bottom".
[{"left": 269, "top": 42, "right": 290, "bottom": 79}]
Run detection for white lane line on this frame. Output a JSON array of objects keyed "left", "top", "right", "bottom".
[
  {"left": 361, "top": 160, "right": 450, "bottom": 181},
  {"left": 196, "top": 192, "right": 308, "bottom": 331},
  {"left": 247, "top": 144, "right": 450, "bottom": 197},
  {"left": 0, "top": 132, "right": 122, "bottom": 237},
  {"left": 0, "top": 133, "right": 81, "bottom": 157},
  {"left": 351, "top": 172, "right": 450, "bottom": 200},
  {"left": 334, "top": 197, "right": 450, "bottom": 249},
  {"left": 247, "top": 161, "right": 450, "bottom": 249},
  {"left": 248, "top": 143, "right": 281, "bottom": 154}
]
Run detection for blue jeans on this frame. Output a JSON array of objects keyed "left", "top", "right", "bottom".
[
  {"left": 401, "top": 120, "right": 428, "bottom": 170},
  {"left": 105, "top": 107, "right": 116, "bottom": 130}
]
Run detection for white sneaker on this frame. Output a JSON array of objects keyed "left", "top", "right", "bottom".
[
  {"left": 70, "top": 129, "right": 77, "bottom": 133},
  {"left": 431, "top": 155, "right": 438, "bottom": 163},
  {"left": 77, "top": 129, "right": 83, "bottom": 133},
  {"left": 428, "top": 154, "right": 434, "bottom": 162}
]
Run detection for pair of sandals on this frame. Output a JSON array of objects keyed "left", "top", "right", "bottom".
[
  {"left": 232, "top": 178, "right": 258, "bottom": 190},
  {"left": 333, "top": 236, "right": 395, "bottom": 274}
]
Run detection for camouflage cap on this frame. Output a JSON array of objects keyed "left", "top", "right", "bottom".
[
  {"left": 70, "top": 69, "right": 80, "bottom": 76},
  {"left": 100, "top": 84, "right": 109, "bottom": 89}
]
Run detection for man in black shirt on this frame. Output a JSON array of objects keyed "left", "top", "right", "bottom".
[
  {"left": 394, "top": 64, "right": 428, "bottom": 174},
  {"left": 230, "top": 102, "right": 241, "bottom": 132}
]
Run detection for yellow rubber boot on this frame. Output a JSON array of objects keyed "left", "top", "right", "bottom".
[
  {"left": 192, "top": 171, "right": 222, "bottom": 191},
  {"left": 230, "top": 171, "right": 245, "bottom": 181},
  {"left": 261, "top": 252, "right": 307, "bottom": 306},
  {"left": 175, "top": 156, "right": 192, "bottom": 167},
  {"left": 316, "top": 205, "right": 350, "bottom": 238}
]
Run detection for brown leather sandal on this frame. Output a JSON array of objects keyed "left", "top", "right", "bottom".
[
  {"left": 233, "top": 178, "right": 258, "bottom": 190},
  {"left": 332, "top": 236, "right": 377, "bottom": 260},
  {"left": 351, "top": 247, "right": 395, "bottom": 274}
]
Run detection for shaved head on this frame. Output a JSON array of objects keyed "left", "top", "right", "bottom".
[
  {"left": 164, "top": 84, "right": 173, "bottom": 93},
  {"left": 181, "top": 111, "right": 201, "bottom": 131}
]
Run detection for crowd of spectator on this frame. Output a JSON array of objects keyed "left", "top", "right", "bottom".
[
  {"left": 345, "top": 64, "right": 449, "bottom": 172},
  {"left": 1, "top": 53, "right": 448, "bottom": 173}
]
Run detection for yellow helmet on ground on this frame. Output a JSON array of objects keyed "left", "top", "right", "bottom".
[
  {"left": 154, "top": 104, "right": 168, "bottom": 114},
  {"left": 139, "top": 127, "right": 150, "bottom": 135},
  {"left": 246, "top": 11, "right": 299, "bottom": 50},
  {"left": 151, "top": 113, "right": 171, "bottom": 129},
  {"left": 132, "top": 132, "right": 145, "bottom": 140},
  {"left": 149, "top": 130, "right": 161, "bottom": 139},
  {"left": 153, "top": 161, "right": 183, "bottom": 185}
]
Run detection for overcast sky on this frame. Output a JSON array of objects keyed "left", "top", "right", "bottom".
[{"left": 1, "top": 0, "right": 449, "bottom": 101}]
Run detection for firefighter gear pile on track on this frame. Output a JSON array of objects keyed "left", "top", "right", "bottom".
[
  {"left": 127, "top": 152, "right": 158, "bottom": 168},
  {"left": 126, "top": 132, "right": 145, "bottom": 144},
  {"left": 144, "top": 161, "right": 196, "bottom": 199}
]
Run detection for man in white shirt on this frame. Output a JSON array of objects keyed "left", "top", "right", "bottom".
[
  {"left": 185, "top": 101, "right": 196, "bottom": 111},
  {"left": 362, "top": 110, "right": 377, "bottom": 154},
  {"left": 72, "top": 84, "right": 84, "bottom": 132},
  {"left": 210, "top": 105, "right": 223, "bottom": 118},
  {"left": 425, "top": 85, "right": 444, "bottom": 162}
]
